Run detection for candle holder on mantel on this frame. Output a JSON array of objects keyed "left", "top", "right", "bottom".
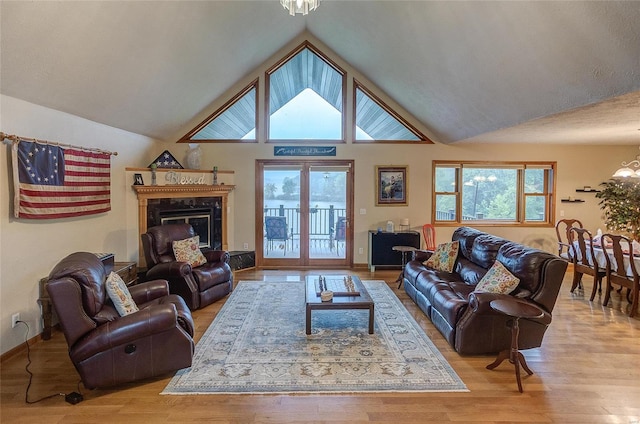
[
  {"left": 213, "top": 166, "right": 218, "bottom": 185},
  {"left": 150, "top": 163, "right": 157, "bottom": 186}
]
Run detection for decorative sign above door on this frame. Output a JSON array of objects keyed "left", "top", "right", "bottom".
[{"left": 274, "top": 146, "right": 337, "bottom": 157}]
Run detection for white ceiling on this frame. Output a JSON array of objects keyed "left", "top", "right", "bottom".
[{"left": 1, "top": 1, "right": 639, "bottom": 145}]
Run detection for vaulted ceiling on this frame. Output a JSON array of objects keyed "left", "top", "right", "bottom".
[{"left": 1, "top": 1, "right": 639, "bottom": 145}]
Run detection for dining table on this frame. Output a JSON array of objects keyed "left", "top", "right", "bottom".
[{"left": 574, "top": 239, "right": 640, "bottom": 278}]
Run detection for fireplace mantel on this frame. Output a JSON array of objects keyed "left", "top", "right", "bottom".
[
  {"left": 133, "top": 184, "right": 234, "bottom": 196},
  {"left": 133, "top": 184, "right": 235, "bottom": 267}
]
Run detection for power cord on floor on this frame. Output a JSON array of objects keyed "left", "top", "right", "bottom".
[{"left": 16, "top": 320, "right": 84, "bottom": 404}]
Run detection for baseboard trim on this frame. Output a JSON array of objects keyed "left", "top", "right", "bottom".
[{"left": 1, "top": 332, "right": 44, "bottom": 364}]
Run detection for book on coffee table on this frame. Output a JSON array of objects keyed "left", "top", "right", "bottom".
[{"left": 314, "top": 275, "right": 360, "bottom": 296}]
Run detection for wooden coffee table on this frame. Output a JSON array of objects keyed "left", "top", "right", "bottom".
[{"left": 305, "top": 275, "right": 375, "bottom": 335}]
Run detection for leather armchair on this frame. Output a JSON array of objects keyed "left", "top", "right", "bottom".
[
  {"left": 141, "top": 223, "right": 233, "bottom": 310},
  {"left": 46, "top": 252, "right": 194, "bottom": 389}
]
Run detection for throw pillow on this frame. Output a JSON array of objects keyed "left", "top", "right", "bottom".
[
  {"left": 173, "top": 235, "right": 207, "bottom": 267},
  {"left": 474, "top": 260, "right": 520, "bottom": 294},
  {"left": 423, "top": 241, "right": 459, "bottom": 272},
  {"left": 105, "top": 271, "right": 139, "bottom": 316}
]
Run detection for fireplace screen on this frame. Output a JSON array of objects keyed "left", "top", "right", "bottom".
[
  {"left": 147, "top": 196, "right": 223, "bottom": 250},
  {"left": 161, "top": 214, "right": 211, "bottom": 248}
]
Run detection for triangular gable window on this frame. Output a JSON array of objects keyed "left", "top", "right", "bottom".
[
  {"left": 179, "top": 39, "right": 433, "bottom": 145},
  {"left": 181, "top": 80, "right": 258, "bottom": 142},
  {"left": 267, "top": 42, "right": 345, "bottom": 141},
  {"left": 354, "top": 80, "right": 427, "bottom": 142}
]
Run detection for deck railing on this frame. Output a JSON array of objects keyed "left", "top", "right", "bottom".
[
  {"left": 263, "top": 205, "right": 346, "bottom": 241},
  {"left": 434, "top": 210, "right": 478, "bottom": 221}
]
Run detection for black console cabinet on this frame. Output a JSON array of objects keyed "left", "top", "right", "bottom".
[{"left": 368, "top": 230, "right": 420, "bottom": 271}]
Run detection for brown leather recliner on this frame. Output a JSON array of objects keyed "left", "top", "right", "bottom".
[
  {"left": 46, "top": 252, "right": 194, "bottom": 389},
  {"left": 141, "top": 223, "right": 233, "bottom": 310}
]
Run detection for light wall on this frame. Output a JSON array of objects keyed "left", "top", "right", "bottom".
[
  {"left": 198, "top": 142, "right": 634, "bottom": 260},
  {"left": 0, "top": 95, "right": 166, "bottom": 354},
  {"left": 1, "top": 94, "right": 636, "bottom": 355}
]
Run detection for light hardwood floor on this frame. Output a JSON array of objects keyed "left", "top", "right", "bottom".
[{"left": 1, "top": 268, "right": 639, "bottom": 424}]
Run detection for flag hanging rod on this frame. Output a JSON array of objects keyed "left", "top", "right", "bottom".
[{"left": 0, "top": 132, "right": 118, "bottom": 156}]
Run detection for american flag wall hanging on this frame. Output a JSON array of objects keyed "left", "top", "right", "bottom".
[{"left": 11, "top": 139, "right": 112, "bottom": 219}]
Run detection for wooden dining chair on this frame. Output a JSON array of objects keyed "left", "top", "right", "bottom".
[
  {"left": 600, "top": 233, "right": 639, "bottom": 318},
  {"left": 422, "top": 223, "right": 436, "bottom": 251},
  {"left": 568, "top": 227, "right": 605, "bottom": 300},
  {"left": 555, "top": 219, "right": 583, "bottom": 262}
]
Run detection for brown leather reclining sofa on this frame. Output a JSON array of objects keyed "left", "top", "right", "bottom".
[{"left": 403, "top": 227, "right": 568, "bottom": 355}]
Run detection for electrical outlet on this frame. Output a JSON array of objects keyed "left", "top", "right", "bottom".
[
  {"left": 359, "top": 208, "right": 366, "bottom": 215},
  {"left": 11, "top": 313, "right": 20, "bottom": 328},
  {"left": 358, "top": 247, "right": 364, "bottom": 255},
  {"left": 243, "top": 242, "right": 249, "bottom": 250}
]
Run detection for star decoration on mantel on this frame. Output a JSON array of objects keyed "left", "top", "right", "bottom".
[{"left": 148, "top": 150, "right": 183, "bottom": 169}]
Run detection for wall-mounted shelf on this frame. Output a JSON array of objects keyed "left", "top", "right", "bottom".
[
  {"left": 561, "top": 198, "right": 585, "bottom": 203},
  {"left": 576, "top": 188, "right": 600, "bottom": 193}
]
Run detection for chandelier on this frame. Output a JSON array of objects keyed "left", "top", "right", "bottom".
[
  {"left": 612, "top": 147, "right": 640, "bottom": 178},
  {"left": 281, "top": 0, "right": 320, "bottom": 16}
]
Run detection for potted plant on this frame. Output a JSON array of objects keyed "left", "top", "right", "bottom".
[{"left": 596, "top": 179, "right": 640, "bottom": 241}]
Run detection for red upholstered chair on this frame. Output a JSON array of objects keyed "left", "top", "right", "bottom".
[
  {"left": 141, "top": 223, "right": 233, "bottom": 310},
  {"left": 46, "top": 252, "right": 194, "bottom": 389}
]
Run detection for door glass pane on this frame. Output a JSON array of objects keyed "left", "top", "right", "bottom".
[
  {"left": 309, "top": 169, "right": 347, "bottom": 259},
  {"left": 263, "top": 169, "right": 300, "bottom": 258}
]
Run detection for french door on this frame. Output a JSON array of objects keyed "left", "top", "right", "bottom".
[{"left": 256, "top": 159, "right": 354, "bottom": 268}]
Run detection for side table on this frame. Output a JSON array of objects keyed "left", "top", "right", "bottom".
[
  {"left": 486, "top": 299, "right": 544, "bottom": 392},
  {"left": 392, "top": 245, "right": 417, "bottom": 288},
  {"left": 39, "top": 261, "right": 137, "bottom": 340}
]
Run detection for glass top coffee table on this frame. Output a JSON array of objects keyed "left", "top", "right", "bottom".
[{"left": 304, "top": 275, "right": 375, "bottom": 335}]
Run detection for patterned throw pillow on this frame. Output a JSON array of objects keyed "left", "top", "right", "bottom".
[
  {"left": 173, "top": 235, "right": 207, "bottom": 267},
  {"left": 474, "top": 260, "right": 520, "bottom": 294},
  {"left": 423, "top": 241, "right": 459, "bottom": 272},
  {"left": 106, "top": 271, "right": 139, "bottom": 316}
]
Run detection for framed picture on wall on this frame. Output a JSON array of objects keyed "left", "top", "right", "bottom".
[{"left": 375, "top": 165, "right": 408, "bottom": 206}]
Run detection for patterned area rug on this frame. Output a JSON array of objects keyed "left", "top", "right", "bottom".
[{"left": 162, "top": 281, "right": 467, "bottom": 394}]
